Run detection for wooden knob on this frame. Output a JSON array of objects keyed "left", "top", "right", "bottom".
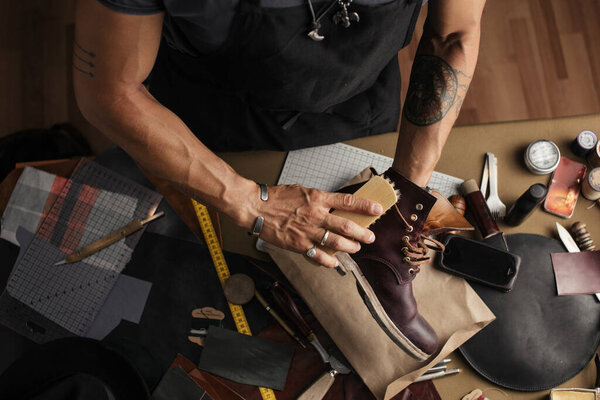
[{"left": 570, "top": 222, "right": 596, "bottom": 251}]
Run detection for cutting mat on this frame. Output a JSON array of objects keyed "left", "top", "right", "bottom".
[
  {"left": 1, "top": 161, "right": 162, "bottom": 339},
  {"left": 278, "top": 143, "right": 463, "bottom": 198}
]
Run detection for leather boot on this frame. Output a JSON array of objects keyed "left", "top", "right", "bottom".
[{"left": 338, "top": 168, "right": 471, "bottom": 361}]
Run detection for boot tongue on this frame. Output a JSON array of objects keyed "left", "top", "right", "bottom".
[{"left": 382, "top": 168, "right": 437, "bottom": 234}]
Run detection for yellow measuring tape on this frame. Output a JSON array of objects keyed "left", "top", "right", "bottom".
[{"left": 191, "top": 199, "right": 277, "bottom": 400}]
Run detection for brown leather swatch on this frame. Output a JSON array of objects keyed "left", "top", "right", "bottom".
[{"left": 552, "top": 250, "right": 600, "bottom": 295}]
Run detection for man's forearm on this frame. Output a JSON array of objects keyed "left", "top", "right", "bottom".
[
  {"left": 76, "top": 83, "right": 258, "bottom": 227},
  {"left": 392, "top": 19, "right": 481, "bottom": 186}
]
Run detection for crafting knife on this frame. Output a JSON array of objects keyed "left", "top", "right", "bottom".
[
  {"left": 556, "top": 222, "right": 600, "bottom": 300},
  {"left": 556, "top": 222, "right": 581, "bottom": 253}
]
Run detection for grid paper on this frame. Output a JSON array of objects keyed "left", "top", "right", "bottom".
[
  {"left": 278, "top": 143, "right": 463, "bottom": 198},
  {"left": 5, "top": 161, "right": 161, "bottom": 336}
]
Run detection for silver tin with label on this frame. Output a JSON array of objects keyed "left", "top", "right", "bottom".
[{"left": 524, "top": 139, "right": 561, "bottom": 175}]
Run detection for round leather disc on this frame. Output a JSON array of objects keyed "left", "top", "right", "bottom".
[
  {"left": 224, "top": 273, "right": 255, "bottom": 305},
  {"left": 460, "top": 233, "right": 600, "bottom": 391}
]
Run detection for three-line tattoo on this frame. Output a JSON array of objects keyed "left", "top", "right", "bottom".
[{"left": 72, "top": 40, "right": 95, "bottom": 78}]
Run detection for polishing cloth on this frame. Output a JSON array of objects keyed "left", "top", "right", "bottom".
[{"left": 198, "top": 326, "right": 294, "bottom": 391}]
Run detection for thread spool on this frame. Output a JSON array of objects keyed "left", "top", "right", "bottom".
[
  {"left": 571, "top": 130, "right": 598, "bottom": 158},
  {"left": 581, "top": 168, "right": 600, "bottom": 201},
  {"left": 447, "top": 194, "right": 466, "bottom": 235},
  {"left": 570, "top": 222, "right": 595, "bottom": 251},
  {"left": 588, "top": 142, "right": 600, "bottom": 169}
]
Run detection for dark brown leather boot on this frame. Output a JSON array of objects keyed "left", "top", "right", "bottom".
[{"left": 338, "top": 169, "right": 465, "bottom": 361}]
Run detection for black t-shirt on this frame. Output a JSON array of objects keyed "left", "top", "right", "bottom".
[{"left": 96, "top": 0, "right": 394, "bottom": 55}]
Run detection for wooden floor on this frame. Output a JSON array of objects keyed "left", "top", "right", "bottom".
[{"left": 2, "top": 0, "right": 600, "bottom": 154}]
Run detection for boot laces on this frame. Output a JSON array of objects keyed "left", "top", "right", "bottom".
[{"left": 394, "top": 204, "right": 445, "bottom": 272}]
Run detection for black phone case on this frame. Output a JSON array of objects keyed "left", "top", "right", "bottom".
[{"left": 437, "top": 234, "right": 521, "bottom": 292}]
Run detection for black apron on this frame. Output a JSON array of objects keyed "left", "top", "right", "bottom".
[{"left": 149, "top": 0, "right": 422, "bottom": 151}]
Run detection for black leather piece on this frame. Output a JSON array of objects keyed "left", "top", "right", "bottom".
[
  {"left": 28, "top": 374, "right": 113, "bottom": 400},
  {"left": 150, "top": 367, "right": 210, "bottom": 400},
  {"left": 0, "top": 337, "right": 149, "bottom": 400},
  {"left": 438, "top": 234, "right": 520, "bottom": 292},
  {"left": 103, "top": 232, "right": 273, "bottom": 389},
  {"left": 460, "top": 233, "right": 600, "bottom": 391},
  {"left": 198, "top": 326, "right": 294, "bottom": 391},
  {"left": 0, "top": 239, "right": 35, "bottom": 375}
]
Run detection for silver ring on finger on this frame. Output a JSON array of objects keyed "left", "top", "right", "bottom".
[
  {"left": 320, "top": 230, "right": 330, "bottom": 246},
  {"left": 306, "top": 244, "right": 317, "bottom": 258}
]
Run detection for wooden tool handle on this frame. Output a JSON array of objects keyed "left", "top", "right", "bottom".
[
  {"left": 65, "top": 220, "right": 143, "bottom": 263},
  {"left": 297, "top": 370, "right": 336, "bottom": 400},
  {"left": 461, "top": 179, "right": 499, "bottom": 238},
  {"left": 254, "top": 289, "right": 300, "bottom": 341},
  {"left": 270, "top": 281, "right": 313, "bottom": 338}
]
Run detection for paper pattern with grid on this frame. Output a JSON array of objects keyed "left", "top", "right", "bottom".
[
  {"left": 278, "top": 143, "right": 463, "bottom": 198},
  {"left": 5, "top": 161, "right": 162, "bottom": 336}
]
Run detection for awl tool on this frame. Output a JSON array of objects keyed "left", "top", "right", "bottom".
[{"left": 54, "top": 211, "right": 164, "bottom": 265}]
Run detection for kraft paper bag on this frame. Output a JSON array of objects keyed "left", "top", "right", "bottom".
[{"left": 266, "top": 244, "right": 495, "bottom": 400}]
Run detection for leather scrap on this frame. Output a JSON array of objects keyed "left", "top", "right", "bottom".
[{"left": 197, "top": 326, "right": 294, "bottom": 391}]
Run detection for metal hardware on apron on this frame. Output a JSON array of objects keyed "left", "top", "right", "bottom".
[{"left": 149, "top": 0, "right": 422, "bottom": 151}]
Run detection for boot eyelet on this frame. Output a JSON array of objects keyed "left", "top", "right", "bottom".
[
  {"left": 408, "top": 268, "right": 416, "bottom": 274},
  {"left": 401, "top": 246, "right": 408, "bottom": 254},
  {"left": 403, "top": 257, "right": 411, "bottom": 263},
  {"left": 406, "top": 225, "right": 414, "bottom": 232},
  {"left": 402, "top": 235, "right": 410, "bottom": 243},
  {"left": 416, "top": 204, "right": 423, "bottom": 211},
  {"left": 410, "top": 214, "right": 418, "bottom": 221}
]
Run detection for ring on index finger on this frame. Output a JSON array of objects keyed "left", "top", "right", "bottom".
[
  {"left": 320, "top": 230, "right": 330, "bottom": 246},
  {"left": 306, "top": 244, "right": 317, "bottom": 258}
]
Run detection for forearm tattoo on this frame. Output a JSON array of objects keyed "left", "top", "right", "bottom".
[
  {"left": 403, "top": 55, "right": 471, "bottom": 126},
  {"left": 72, "top": 40, "right": 95, "bottom": 78}
]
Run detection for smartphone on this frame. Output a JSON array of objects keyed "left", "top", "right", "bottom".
[
  {"left": 437, "top": 235, "right": 521, "bottom": 292},
  {"left": 543, "top": 157, "right": 587, "bottom": 218}
]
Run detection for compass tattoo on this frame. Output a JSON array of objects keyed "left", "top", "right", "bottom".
[{"left": 403, "top": 55, "right": 469, "bottom": 126}]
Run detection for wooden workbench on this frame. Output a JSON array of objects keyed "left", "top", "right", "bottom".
[{"left": 217, "top": 113, "right": 600, "bottom": 399}]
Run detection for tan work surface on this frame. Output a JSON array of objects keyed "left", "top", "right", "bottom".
[{"left": 218, "top": 113, "right": 600, "bottom": 399}]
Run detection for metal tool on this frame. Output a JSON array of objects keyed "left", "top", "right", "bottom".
[
  {"left": 415, "top": 368, "right": 460, "bottom": 382},
  {"left": 556, "top": 222, "right": 600, "bottom": 301},
  {"left": 54, "top": 211, "right": 164, "bottom": 265},
  {"left": 270, "top": 282, "right": 350, "bottom": 400},
  {"left": 481, "top": 153, "right": 506, "bottom": 220},
  {"left": 270, "top": 282, "right": 331, "bottom": 361}
]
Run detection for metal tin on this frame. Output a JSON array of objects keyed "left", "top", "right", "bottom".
[
  {"left": 571, "top": 130, "right": 597, "bottom": 158},
  {"left": 587, "top": 142, "right": 600, "bottom": 169},
  {"left": 581, "top": 167, "right": 600, "bottom": 201},
  {"left": 524, "top": 140, "right": 561, "bottom": 174}
]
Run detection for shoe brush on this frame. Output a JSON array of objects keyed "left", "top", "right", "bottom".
[{"left": 326, "top": 175, "right": 398, "bottom": 255}]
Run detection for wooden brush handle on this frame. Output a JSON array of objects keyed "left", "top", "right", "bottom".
[
  {"left": 461, "top": 179, "right": 499, "bottom": 238},
  {"left": 297, "top": 370, "right": 336, "bottom": 400}
]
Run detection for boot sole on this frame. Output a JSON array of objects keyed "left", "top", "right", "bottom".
[{"left": 337, "top": 252, "right": 430, "bottom": 362}]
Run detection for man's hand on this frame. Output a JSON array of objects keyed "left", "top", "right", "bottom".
[
  {"left": 74, "top": 0, "right": 382, "bottom": 268},
  {"left": 234, "top": 183, "right": 382, "bottom": 268}
]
